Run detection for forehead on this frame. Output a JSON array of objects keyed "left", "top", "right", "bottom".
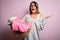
[{"left": 31, "top": 3, "right": 35, "bottom": 5}]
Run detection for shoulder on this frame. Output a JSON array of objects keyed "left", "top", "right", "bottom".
[
  {"left": 38, "top": 13, "right": 44, "bottom": 18},
  {"left": 23, "top": 13, "right": 30, "bottom": 18},
  {"left": 24, "top": 13, "right": 29, "bottom": 17}
]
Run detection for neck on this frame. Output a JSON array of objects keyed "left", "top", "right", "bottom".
[{"left": 32, "top": 12, "right": 37, "bottom": 15}]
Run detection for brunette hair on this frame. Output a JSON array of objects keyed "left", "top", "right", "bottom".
[{"left": 29, "top": 1, "right": 40, "bottom": 14}]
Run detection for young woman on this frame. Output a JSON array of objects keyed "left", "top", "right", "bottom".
[{"left": 22, "top": 1, "right": 51, "bottom": 40}]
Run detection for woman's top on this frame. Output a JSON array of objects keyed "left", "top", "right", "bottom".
[{"left": 21, "top": 13, "right": 47, "bottom": 40}]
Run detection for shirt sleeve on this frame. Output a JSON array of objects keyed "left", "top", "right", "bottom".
[
  {"left": 35, "top": 17, "right": 47, "bottom": 30},
  {"left": 21, "top": 14, "right": 27, "bottom": 21},
  {"left": 40, "top": 17, "right": 47, "bottom": 30}
]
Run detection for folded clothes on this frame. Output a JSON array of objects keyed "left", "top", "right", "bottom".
[{"left": 12, "top": 17, "right": 31, "bottom": 32}]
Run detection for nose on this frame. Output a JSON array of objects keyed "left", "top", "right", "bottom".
[{"left": 31, "top": 6, "right": 35, "bottom": 9}]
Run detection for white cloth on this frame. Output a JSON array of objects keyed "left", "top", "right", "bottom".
[{"left": 21, "top": 13, "right": 47, "bottom": 40}]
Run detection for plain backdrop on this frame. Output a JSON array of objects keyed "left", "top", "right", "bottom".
[{"left": 0, "top": 0, "right": 60, "bottom": 40}]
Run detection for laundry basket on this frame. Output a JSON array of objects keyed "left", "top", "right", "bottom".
[
  {"left": 9, "top": 24, "right": 31, "bottom": 39},
  {"left": 7, "top": 17, "right": 31, "bottom": 38},
  {"left": 13, "top": 27, "right": 31, "bottom": 38},
  {"left": 10, "top": 24, "right": 31, "bottom": 39}
]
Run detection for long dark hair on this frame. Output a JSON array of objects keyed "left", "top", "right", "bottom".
[{"left": 29, "top": 1, "right": 40, "bottom": 14}]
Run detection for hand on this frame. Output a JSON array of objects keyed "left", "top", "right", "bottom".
[{"left": 45, "top": 15, "right": 53, "bottom": 19}]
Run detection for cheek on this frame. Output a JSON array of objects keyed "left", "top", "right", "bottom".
[{"left": 31, "top": 7, "right": 32, "bottom": 10}]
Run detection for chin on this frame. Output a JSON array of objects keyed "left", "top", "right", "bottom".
[{"left": 32, "top": 11, "right": 36, "bottom": 13}]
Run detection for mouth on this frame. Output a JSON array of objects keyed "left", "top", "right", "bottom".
[{"left": 32, "top": 9, "right": 35, "bottom": 10}]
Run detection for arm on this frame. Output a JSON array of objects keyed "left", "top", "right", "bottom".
[
  {"left": 39, "top": 14, "right": 53, "bottom": 30},
  {"left": 21, "top": 15, "right": 26, "bottom": 21},
  {"left": 21, "top": 14, "right": 29, "bottom": 23},
  {"left": 45, "top": 15, "right": 53, "bottom": 19},
  {"left": 39, "top": 13, "right": 47, "bottom": 30},
  {"left": 40, "top": 17, "right": 47, "bottom": 30}
]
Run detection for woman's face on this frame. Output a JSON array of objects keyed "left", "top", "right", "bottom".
[{"left": 31, "top": 3, "right": 37, "bottom": 13}]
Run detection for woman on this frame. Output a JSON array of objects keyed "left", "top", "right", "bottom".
[{"left": 22, "top": 1, "right": 51, "bottom": 40}]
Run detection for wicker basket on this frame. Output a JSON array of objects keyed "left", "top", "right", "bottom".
[
  {"left": 12, "top": 26, "right": 31, "bottom": 39},
  {"left": 9, "top": 23, "right": 31, "bottom": 38}
]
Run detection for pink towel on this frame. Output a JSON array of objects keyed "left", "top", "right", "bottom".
[{"left": 12, "top": 18, "right": 31, "bottom": 32}]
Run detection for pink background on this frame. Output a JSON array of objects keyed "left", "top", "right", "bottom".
[{"left": 0, "top": 0, "right": 60, "bottom": 40}]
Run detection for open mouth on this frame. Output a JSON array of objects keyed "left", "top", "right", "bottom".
[{"left": 32, "top": 9, "right": 35, "bottom": 10}]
